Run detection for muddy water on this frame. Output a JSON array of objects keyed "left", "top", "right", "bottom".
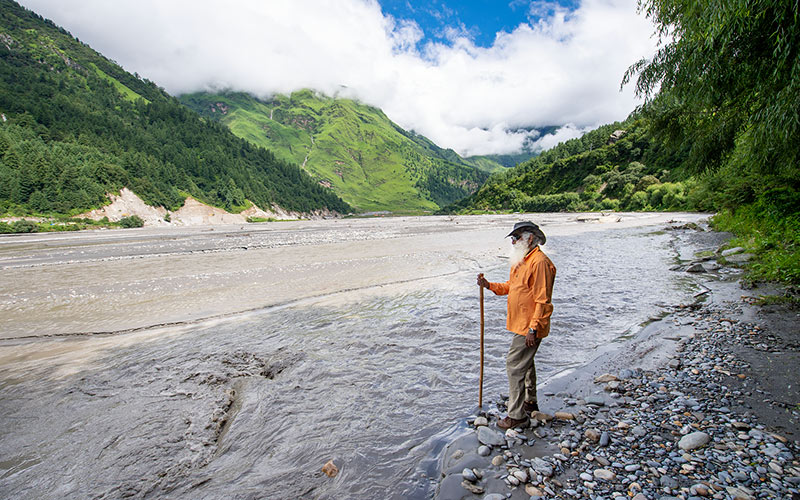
[{"left": 0, "top": 213, "right": 706, "bottom": 499}]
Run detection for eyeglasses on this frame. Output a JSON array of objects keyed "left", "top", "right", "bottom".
[{"left": 510, "top": 234, "right": 522, "bottom": 242}]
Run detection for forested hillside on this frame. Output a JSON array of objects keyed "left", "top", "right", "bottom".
[
  {"left": 446, "top": 116, "right": 695, "bottom": 213},
  {"left": 452, "top": 0, "right": 799, "bottom": 286},
  {"left": 180, "top": 91, "right": 491, "bottom": 213},
  {"left": 0, "top": 1, "right": 350, "bottom": 218}
]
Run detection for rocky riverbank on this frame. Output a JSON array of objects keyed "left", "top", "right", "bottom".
[{"left": 434, "top": 225, "right": 799, "bottom": 500}]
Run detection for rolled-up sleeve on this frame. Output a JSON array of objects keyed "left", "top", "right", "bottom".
[{"left": 488, "top": 281, "right": 510, "bottom": 296}]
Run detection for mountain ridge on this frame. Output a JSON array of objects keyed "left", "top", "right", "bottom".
[{"left": 180, "top": 90, "right": 494, "bottom": 213}]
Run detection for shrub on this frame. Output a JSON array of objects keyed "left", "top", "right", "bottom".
[
  {"left": 11, "top": 219, "right": 38, "bottom": 233},
  {"left": 118, "top": 215, "right": 144, "bottom": 228},
  {"left": 516, "top": 192, "right": 581, "bottom": 212},
  {"left": 626, "top": 191, "right": 650, "bottom": 210}
]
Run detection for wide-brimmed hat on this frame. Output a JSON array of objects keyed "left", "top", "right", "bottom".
[{"left": 506, "top": 221, "right": 546, "bottom": 245}]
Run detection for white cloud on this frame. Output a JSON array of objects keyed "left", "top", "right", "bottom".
[{"left": 19, "top": 0, "right": 657, "bottom": 156}]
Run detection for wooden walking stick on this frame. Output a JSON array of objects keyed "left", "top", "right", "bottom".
[{"left": 479, "top": 273, "right": 485, "bottom": 408}]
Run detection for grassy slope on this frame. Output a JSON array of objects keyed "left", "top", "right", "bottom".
[{"left": 181, "top": 90, "right": 489, "bottom": 213}]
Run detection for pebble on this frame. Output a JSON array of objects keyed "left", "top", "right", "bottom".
[
  {"left": 461, "top": 467, "right": 477, "bottom": 482},
  {"left": 444, "top": 291, "right": 800, "bottom": 500},
  {"left": 477, "top": 445, "right": 491, "bottom": 456},
  {"left": 584, "top": 428, "right": 601, "bottom": 442},
  {"left": 477, "top": 426, "right": 505, "bottom": 446},
  {"left": 473, "top": 416, "right": 488, "bottom": 427},
  {"left": 593, "top": 468, "right": 616, "bottom": 481},
  {"left": 525, "top": 484, "right": 543, "bottom": 497},
  {"left": 678, "top": 431, "right": 710, "bottom": 451},
  {"left": 594, "top": 455, "right": 610, "bottom": 466}
]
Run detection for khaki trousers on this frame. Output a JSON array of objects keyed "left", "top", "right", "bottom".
[{"left": 506, "top": 333, "right": 541, "bottom": 420}]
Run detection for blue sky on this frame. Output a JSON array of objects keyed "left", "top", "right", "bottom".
[
  {"left": 379, "top": 0, "right": 580, "bottom": 48},
  {"left": 20, "top": 0, "right": 659, "bottom": 156}
]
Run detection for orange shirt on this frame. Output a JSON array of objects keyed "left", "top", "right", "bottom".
[{"left": 488, "top": 246, "right": 556, "bottom": 337}]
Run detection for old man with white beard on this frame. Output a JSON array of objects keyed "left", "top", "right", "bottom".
[{"left": 477, "top": 221, "right": 556, "bottom": 430}]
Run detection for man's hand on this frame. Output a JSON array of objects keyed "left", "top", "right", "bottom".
[
  {"left": 477, "top": 273, "right": 490, "bottom": 289},
  {"left": 526, "top": 329, "right": 538, "bottom": 347}
]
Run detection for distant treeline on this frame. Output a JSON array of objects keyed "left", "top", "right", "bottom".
[{"left": 0, "top": 1, "right": 350, "bottom": 216}]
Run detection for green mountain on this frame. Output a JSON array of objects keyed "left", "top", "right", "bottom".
[
  {"left": 445, "top": 116, "right": 696, "bottom": 213},
  {"left": 180, "top": 91, "right": 491, "bottom": 213},
  {"left": 0, "top": 1, "right": 350, "bottom": 217}
]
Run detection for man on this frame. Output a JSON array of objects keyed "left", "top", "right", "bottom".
[{"left": 477, "top": 221, "right": 556, "bottom": 430}]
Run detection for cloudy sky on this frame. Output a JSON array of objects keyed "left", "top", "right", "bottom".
[{"left": 20, "top": 0, "right": 658, "bottom": 157}]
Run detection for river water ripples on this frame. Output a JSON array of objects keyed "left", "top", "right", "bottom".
[{"left": 0, "top": 214, "right": 705, "bottom": 498}]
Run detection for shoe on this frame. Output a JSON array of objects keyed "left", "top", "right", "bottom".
[
  {"left": 497, "top": 415, "right": 529, "bottom": 430},
  {"left": 524, "top": 400, "right": 539, "bottom": 414}
]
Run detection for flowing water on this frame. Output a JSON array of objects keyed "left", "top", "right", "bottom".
[{"left": 0, "top": 213, "right": 707, "bottom": 499}]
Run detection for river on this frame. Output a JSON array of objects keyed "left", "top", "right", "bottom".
[{"left": 0, "top": 212, "right": 708, "bottom": 499}]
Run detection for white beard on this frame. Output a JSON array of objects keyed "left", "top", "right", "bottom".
[{"left": 509, "top": 241, "right": 531, "bottom": 268}]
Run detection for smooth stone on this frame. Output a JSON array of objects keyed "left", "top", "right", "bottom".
[
  {"left": 660, "top": 475, "right": 679, "bottom": 488},
  {"left": 461, "top": 467, "right": 477, "bottom": 482},
  {"left": 625, "top": 464, "right": 641, "bottom": 472},
  {"left": 554, "top": 411, "right": 575, "bottom": 420},
  {"left": 584, "top": 428, "right": 601, "bottom": 442},
  {"left": 725, "top": 253, "right": 753, "bottom": 262},
  {"left": 580, "top": 472, "right": 593, "bottom": 481},
  {"left": 599, "top": 431, "right": 610, "bottom": 447},
  {"left": 513, "top": 469, "right": 528, "bottom": 482},
  {"left": 595, "top": 373, "right": 618, "bottom": 383},
  {"left": 478, "top": 426, "right": 506, "bottom": 446},
  {"left": 586, "top": 394, "right": 605, "bottom": 406},
  {"left": 595, "top": 455, "right": 610, "bottom": 466},
  {"left": 686, "top": 263, "right": 707, "bottom": 273},
  {"left": 678, "top": 431, "right": 710, "bottom": 451},
  {"left": 477, "top": 445, "right": 491, "bottom": 457},
  {"left": 491, "top": 455, "right": 505, "bottom": 466},
  {"left": 632, "top": 426, "right": 647, "bottom": 438},
  {"left": 473, "top": 416, "right": 489, "bottom": 427},
  {"left": 525, "top": 484, "right": 544, "bottom": 496},
  {"left": 530, "top": 411, "right": 553, "bottom": 422},
  {"left": 721, "top": 247, "right": 745, "bottom": 256},
  {"left": 768, "top": 461, "right": 783, "bottom": 474},
  {"left": 484, "top": 495, "right": 505, "bottom": 500},
  {"left": 593, "top": 468, "right": 616, "bottom": 480},
  {"left": 725, "top": 486, "right": 754, "bottom": 500},
  {"left": 451, "top": 449, "right": 464, "bottom": 460}
]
